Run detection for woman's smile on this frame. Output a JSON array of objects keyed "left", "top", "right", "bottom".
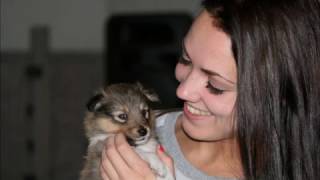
[
  {"left": 183, "top": 103, "right": 215, "bottom": 124},
  {"left": 185, "top": 103, "right": 211, "bottom": 116}
]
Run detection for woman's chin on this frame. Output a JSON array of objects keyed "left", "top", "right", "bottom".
[
  {"left": 181, "top": 116, "right": 234, "bottom": 142},
  {"left": 181, "top": 118, "right": 212, "bottom": 141}
]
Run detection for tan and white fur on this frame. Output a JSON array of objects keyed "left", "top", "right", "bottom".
[{"left": 79, "top": 83, "right": 174, "bottom": 180}]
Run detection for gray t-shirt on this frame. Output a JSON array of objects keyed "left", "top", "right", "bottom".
[{"left": 156, "top": 111, "right": 238, "bottom": 180}]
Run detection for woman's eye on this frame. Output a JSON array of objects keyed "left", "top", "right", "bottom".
[
  {"left": 178, "top": 56, "right": 191, "bottom": 65},
  {"left": 206, "top": 83, "right": 225, "bottom": 95}
]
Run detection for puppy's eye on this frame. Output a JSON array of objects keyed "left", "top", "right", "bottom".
[
  {"left": 118, "top": 113, "right": 128, "bottom": 120},
  {"left": 113, "top": 111, "right": 128, "bottom": 123},
  {"left": 142, "top": 109, "right": 149, "bottom": 119}
]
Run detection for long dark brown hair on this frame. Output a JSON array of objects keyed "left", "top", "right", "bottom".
[{"left": 202, "top": 0, "right": 320, "bottom": 179}]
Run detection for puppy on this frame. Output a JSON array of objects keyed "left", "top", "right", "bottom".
[{"left": 79, "top": 83, "right": 174, "bottom": 180}]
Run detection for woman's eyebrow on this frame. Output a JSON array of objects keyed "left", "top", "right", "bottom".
[
  {"left": 201, "top": 68, "right": 236, "bottom": 85},
  {"left": 182, "top": 39, "right": 235, "bottom": 85}
]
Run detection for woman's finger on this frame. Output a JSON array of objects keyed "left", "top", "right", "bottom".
[
  {"left": 114, "top": 133, "right": 152, "bottom": 176},
  {"left": 99, "top": 163, "right": 111, "bottom": 180},
  {"left": 101, "top": 145, "right": 120, "bottom": 180},
  {"left": 157, "top": 145, "right": 175, "bottom": 177},
  {"left": 104, "top": 135, "right": 132, "bottom": 178}
]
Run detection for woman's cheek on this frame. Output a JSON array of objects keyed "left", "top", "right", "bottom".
[{"left": 206, "top": 93, "right": 237, "bottom": 116}]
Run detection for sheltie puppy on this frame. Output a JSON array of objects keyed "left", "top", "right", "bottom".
[{"left": 79, "top": 83, "right": 174, "bottom": 180}]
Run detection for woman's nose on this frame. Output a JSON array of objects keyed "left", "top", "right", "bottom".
[{"left": 176, "top": 70, "right": 203, "bottom": 102}]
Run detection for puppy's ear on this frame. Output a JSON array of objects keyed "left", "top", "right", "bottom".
[
  {"left": 86, "top": 93, "right": 104, "bottom": 112},
  {"left": 136, "top": 82, "right": 160, "bottom": 102}
]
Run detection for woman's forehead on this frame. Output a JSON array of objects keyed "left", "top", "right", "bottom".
[{"left": 184, "top": 10, "right": 237, "bottom": 83}]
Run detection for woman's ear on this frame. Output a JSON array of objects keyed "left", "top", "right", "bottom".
[
  {"left": 136, "top": 82, "right": 160, "bottom": 102},
  {"left": 86, "top": 93, "right": 104, "bottom": 112}
]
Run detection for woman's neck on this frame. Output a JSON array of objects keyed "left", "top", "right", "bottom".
[{"left": 175, "top": 117, "right": 244, "bottom": 178}]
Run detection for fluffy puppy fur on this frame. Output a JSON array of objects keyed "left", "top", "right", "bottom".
[{"left": 79, "top": 83, "right": 174, "bottom": 180}]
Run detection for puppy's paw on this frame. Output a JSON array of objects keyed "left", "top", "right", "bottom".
[
  {"left": 154, "top": 167, "right": 174, "bottom": 180},
  {"left": 149, "top": 160, "right": 174, "bottom": 180},
  {"left": 151, "top": 163, "right": 167, "bottom": 177}
]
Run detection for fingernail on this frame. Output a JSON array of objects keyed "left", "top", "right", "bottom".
[{"left": 159, "top": 145, "right": 165, "bottom": 153}]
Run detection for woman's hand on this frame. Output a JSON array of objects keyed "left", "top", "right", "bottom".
[{"left": 100, "top": 133, "right": 174, "bottom": 180}]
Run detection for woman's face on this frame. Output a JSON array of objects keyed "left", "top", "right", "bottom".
[{"left": 175, "top": 10, "right": 237, "bottom": 142}]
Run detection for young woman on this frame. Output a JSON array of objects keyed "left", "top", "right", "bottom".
[{"left": 99, "top": 0, "right": 320, "bottom": 179}]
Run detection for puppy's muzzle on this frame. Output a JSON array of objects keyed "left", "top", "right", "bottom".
[{"left": 126, "top": 126, "right": 150, "bottom": 146}]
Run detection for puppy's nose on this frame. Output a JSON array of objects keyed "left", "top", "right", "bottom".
[{"left": 138, "top": 126, "right": 147, "bottom": 136}]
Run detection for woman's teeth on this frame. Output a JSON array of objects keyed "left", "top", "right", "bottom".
[{"left": 187, "top": 104, "right": 211, "bottom": 116}]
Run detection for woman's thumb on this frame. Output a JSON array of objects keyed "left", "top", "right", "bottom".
[{"left": 157, "top": 145, "right": 175, "bottom": 176}]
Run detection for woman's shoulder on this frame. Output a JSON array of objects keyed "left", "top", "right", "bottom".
[{"left": 154, "top": 109, "right": 182, "bottom": 128}]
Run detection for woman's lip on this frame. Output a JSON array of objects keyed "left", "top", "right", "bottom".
[{"left": 183, "top": 103, "right": 209, "bottom": 121}]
